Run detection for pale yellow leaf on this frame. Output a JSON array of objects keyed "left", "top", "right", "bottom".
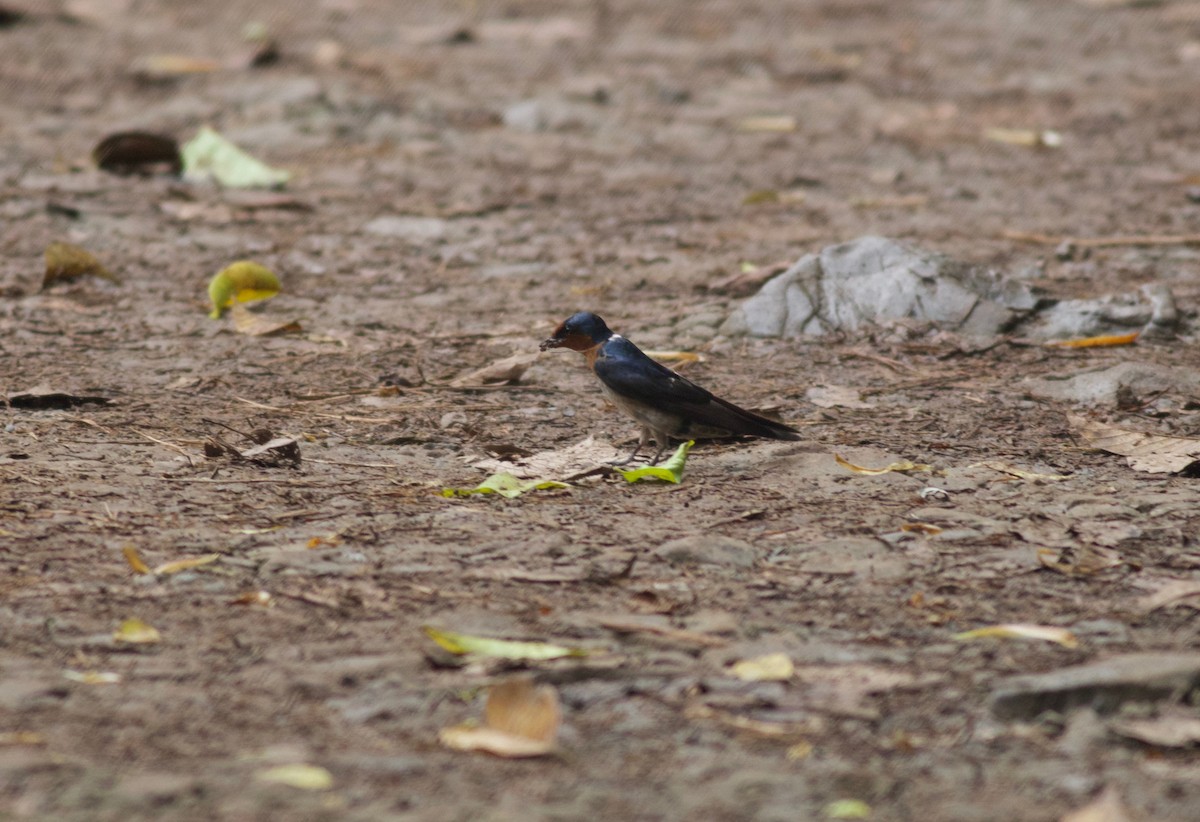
[
  {"left": 152, "top": 554, "right": 220, "bottom": 575},
  {"left": 422, "top": 626, "right": 586, "bottom": 659},
  {"left": 112, "top": 618, "right": 161, "bottom": 644},
  {"left": 440, "top": 677, "right": 561, "bottom": 758},
  {"left": 835, "top": 454, "right": 932, "bottom": 475},
  {"left": 255, "top": 763, "right": 334, "bottom": 791},
  {"left": 1070, "top": 414, "right": 1200, "bottom": 474},
  {"left": 64, "top": 670, "right": 122, "bottom": 684},
  {"left": 731, "top": 652, "right": 795, "bottom": 682},
  {"left": 955, "top": 623, "right": 1078, "bottom": 648}
]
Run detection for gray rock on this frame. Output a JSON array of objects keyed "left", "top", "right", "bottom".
[
  {"left": 721, "top": 236, "right": 1034, "bottom": 339},
  {"left": 990, "top": 652, "right": 1200, "bottom": 720},
  {"left": 1022, "top": 362, "right": 1200, "bottom": 406},
  {"left": 722, "top": 235, "right": 1182, "bottom": 342},
  {"left": 654, "top": 535, "right": 758, "bottom": 568}
]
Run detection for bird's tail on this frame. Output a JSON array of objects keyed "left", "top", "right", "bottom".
[{"left": 699, "top": 396, "right": 802, "bottom": 441}]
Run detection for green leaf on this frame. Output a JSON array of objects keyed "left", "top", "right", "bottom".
[
  {"left": 825, "top": 799, "right": 872, "bottom": 819},
  {"left": 441, "top": 472, "right": 568, "bottom": 499},
  {"left": 181, "top": 126, "right": 290, "bottom": 189},
  {"left": 618, "top": 440, "right": 694, "bottom": 484},
  {"left": 208, "top": 261, "right": 281, "bottom": 318},
  {"left": 423, "top": 626, "right": 587, "bottom": 660}
]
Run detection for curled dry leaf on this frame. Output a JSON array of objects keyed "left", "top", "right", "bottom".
[
  {"left": 730, "top": 652, "right": 795, "bottom": 682},
  {"left": 93, "top": 131, "right": 182, "bottom": 175},
  {"left": 153, "top": 554, "right": 220, "bottom": 575},
  {"left": 230, "top": 304, "right": 302, "bottom": 337},
  {"left": 1107, "top": 714, "right": 1200, "bottom": 748},
  {"left": 449, "top": 351, "right": 540, "bottom": 387},
  {"left": 113, "top": 617, "right": 161, "bottom": 644},
  {"left": 123, "top": 545, "right": 151, "bottom": 574},
  {"left": 255, "top": 763, "right": 334, "bottom": 790},
  {"left": 1045, "top": 332, "right": 1139, "bottom": 349},
  {"left": 1137, "top": 579, "right": 1200, "bottom": 613},
  {"left": 955, "top": 623, "right": 1079, "bottom": 649},
  {"left": 835, "top": 454, "right": 932, "bottom": 475},
  {"left": 1038, "top": 546, "right": 1124, "bottom": 577},
  {"left": 422, "top": 626, "right": 587, "bottom": 660},
  {"left": 44, "top": 242, "right": 119, "bottom": 289},
  {"left": 208, "top": 261, "right": 280, "bottom": 318},
  {"left": 1070, "top": 414, "right": 1200, "bottom": 474},
  {"left": 440, "top": 676, "right": 561, "bottom": 758}
]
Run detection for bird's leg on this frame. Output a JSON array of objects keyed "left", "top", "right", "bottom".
[
  {"left": 608, "top": 427, "right": 651, "bottom": 466},
  {"left": 648, "top": 431, "right": 668, "bottom": 465}
]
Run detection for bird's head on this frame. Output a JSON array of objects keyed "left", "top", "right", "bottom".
[{"left": 539, "top": 311, "right": 614, "bottom": 352}]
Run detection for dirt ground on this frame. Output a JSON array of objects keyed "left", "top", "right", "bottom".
[{"left": 3, "top": 1, "right": 1200, "bottom": 819}]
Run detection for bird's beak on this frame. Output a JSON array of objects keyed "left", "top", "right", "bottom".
[{"left": 539, "top": 337, "right": 563, "bottom": 351}]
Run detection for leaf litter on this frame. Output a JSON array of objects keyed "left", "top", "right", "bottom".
[{"left": 439, "top": 676, "right": 562, "bottom": 758}]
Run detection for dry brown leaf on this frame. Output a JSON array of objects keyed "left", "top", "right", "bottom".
[
  {"left": 738, "top": 115, "right": 797, "bottom": 132},
  {"left": 152, "top": 554, "right": 220, "bottom": 575},
  {"left": 807, "top": 385, "right": 874, "bottom": 409},
  {"left": 1038, "top": 546, "right": 1124, "bottom": 577},
  {"left": 1107, "top": 714, "right": 1200, "bottom": 748},
  {"left": 1137, "top": 579, "right": 1200, "bottom": 613},
  {"left": 835, "top": 454, "right": 932, "bottom": 475},
  {"left": 439, "top": 676, "right": 560, "bottom": 758},
  {"left": 230, "top": 591, "right": 273, "bottom": 606},
  {"left": 472, "top": 436, "right": 624, "bottom": 479},
  {"left": 230, "top": 304, "right": 302, "bottom": 337},
  {"left": 44, "top": 242, "right": 120, "bottom": 289},
  {"left": 449, "top": 351, "right": 539, "bottom": 387},
  {"left": 1070, "top": 414, "right": 1200, "bottom": 474}
]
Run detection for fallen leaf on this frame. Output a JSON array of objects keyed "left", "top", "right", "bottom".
[
  {"left": 44, "top": 242, "right": 119, "bottom": 288},
  {"left": 442, "top": 472, "right": 569, "bottom": 499},
  {"left": 731, "top": 652, "right": 795, "bottom": 682},
  {"left": 1137, "top": 579, "right": 1200, "bottom": 612},
  {"left": 1038, "top": 545, "right": 1124, "bottom": 576},
  {"left": 181, "top": 126, "right": 290, "bottom": 189},
  {"left": 230, "top": 304, "right": 302, "bottom": 337},
  {"left": 440, "top": 676, "right": 561, "bottom": 758},
  {"left": 112, "top": 618, "right": 161, "bottom": 644},
  {"left": 835, "top": 454, "right": 932, "bottom": 475},
  {"left": 240, "top": 437, "right": 301, "bottom": 466},
  {"left": 825, "top": 799, "right": 872, "bottom": 819},
  {"left": 207, "top": 261, "right": 280, "bottom": 318},
  {"left": 93, "top": 131, "right": 182, "bottom": 175},
  {"left": 593, "top": 616, "right": 728, "bottom": 648},
  {"left": 742, "top": 189, "right": 780, "bottom": 205},
  {"left": 1107, "top": 714, "right": 1200, "bottom": 748},
  {"left": 1046, "top": 332, "right": 1139, "bottom": 348},
  {"left": 619, "top": 440, "right": 694, "bottom": 484},
  {"left": 738, "top": 115, "right": 797, "bottom": 132},
  {"left": 449, "top": 351, "right": 540, "bottom": 387},
  {"left": 1069, "top": 414, "right": 1200, "bottom": 474},
  {"left": 901, "top": 522, "right": 942, "bottom": 534},
  {"left": 0, "top": 732, "right": 44, "bottom": 746},
  {"left": 152, "top": 554, "right": 220, "bottom": 575},
  {"left": 255, "top": 763, "right": 334, "bottom": 790},
  {"left": 131, "top": 54, "right": 223, "bottom": 78},
  {"left": 63, "top": 670, "right": 122, "bottom": 684},
  {"left": 974, "top": 461, "right": 1071, "bottom": 481},
  {"left": 123, "top": 545, "right": 151, "bottom": 575},
  {"left": 472, "top": 436, "right": 624, "bottom": 479},
  {"left": 984, "top": 127, "right": 1062, "bottom": 148},
  {"left": 422, "top": 626, "right": 587, "bottom": 660},
  {"left": 808, "top": 385, "right": 875, "bottom": 409},
  {"left": 955, "top": 623, "right": 1079, "bottom": 649},
  {"left": 1060, "top": 786, "right": 1132, "bottom": 822}
]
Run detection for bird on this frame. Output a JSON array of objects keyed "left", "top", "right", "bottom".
[{"left": 539, "top": 311, "right": 801, "bottom": 464}]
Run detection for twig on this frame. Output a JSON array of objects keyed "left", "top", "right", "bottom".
[{"left": 1003, "top": 230, "right": 1200, "bottom": 248}]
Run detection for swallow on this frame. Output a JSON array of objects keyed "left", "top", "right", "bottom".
[{"left": 539, "top": 311, "right": 801, "bottom": 464}]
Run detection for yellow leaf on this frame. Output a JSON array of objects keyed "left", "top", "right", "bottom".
[
  {"left": 738, "top": 115, "right": 797, "bottom": 132},
  {"left": 152, "top": 554, "right": 220, "bottom": 575},
  {"left": 64, "top": 670, "right": 122, "bottom": 684},
  {"left": 835, "top": 454, "right": 932, "bottom": 475},
  {"left": 422, "top": 626, "right": 586, "bottom": 660},
  {"left": 123, "top": 545, "right": 151, "bottom": 575},
  {"left": 619, "top": 440, "right": 694, "bottom": 484},
  {"left": 954, "top": 623, "right": 1078, "bottom": 648},
  {"left": 113, "top": 618, "right": 161, "bottom": 645},
  {"left": 440, "top": 677, "right": 561, "bottom": 758},
  {"left": 44, "top": 242, "right": 120, "bottom": 289},
  {"left": 825, "top": 798, "right": 872, "bottom": 819},
  {"left": 207, "top": 261, "right": 280, "bottom": 318},
  {"left": 642, "top": 350, "right": 703, "bottom": 365},
  {"left": 255, "top": 764, "right": 334, "bottom": 791},
  {"left": 731, "top": 652, "right": 795, "bottom": 682}
]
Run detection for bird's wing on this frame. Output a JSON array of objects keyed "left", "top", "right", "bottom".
[{"left": 593, "top": 338, "right": 713, "bottom": 408}]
